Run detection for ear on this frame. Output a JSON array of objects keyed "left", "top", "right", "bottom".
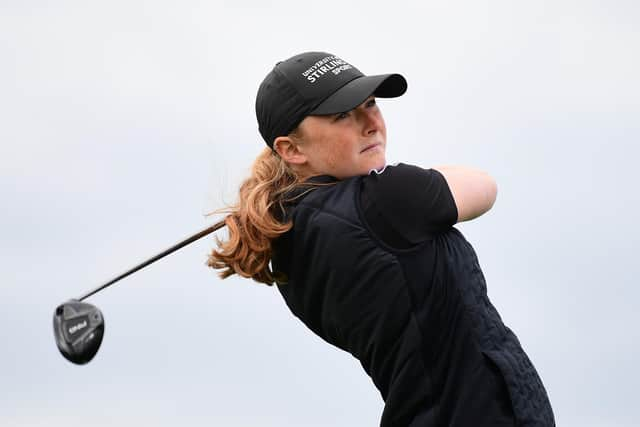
[{"left": 273, "top": 136, "right": 308, "bottom": 166}]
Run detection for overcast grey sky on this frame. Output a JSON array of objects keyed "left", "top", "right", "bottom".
[{"left": 1, "top": 1, "right": 639, "bottom": 426}]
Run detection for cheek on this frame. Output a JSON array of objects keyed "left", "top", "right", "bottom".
[
  {"left": 316, "top": 135, "right": 353, "bottom": 166},
  {"left": 303, "top": 138, "right": 337, "bottom": 173},
  {"left": 322, "top": 141, "right": 350, "bottom": 170}
]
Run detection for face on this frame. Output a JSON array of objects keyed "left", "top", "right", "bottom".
[{"left": 292, "top": 96, "right": 387, "bottom": 179}]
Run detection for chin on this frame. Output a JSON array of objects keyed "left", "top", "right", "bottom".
[
  {"left": 365, "top": 157, "right": 387, "bottom": 174},
  {"left": 373, "top": 152, "right": 387, "bottom": 169}
]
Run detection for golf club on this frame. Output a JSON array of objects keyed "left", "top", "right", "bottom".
[{"left": 53, "top": 219, "right": 226, "bottom": 365}]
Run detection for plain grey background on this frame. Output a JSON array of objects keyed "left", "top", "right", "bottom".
[{"left": 1, "top": 1, "right": 638, "bottom": 426}]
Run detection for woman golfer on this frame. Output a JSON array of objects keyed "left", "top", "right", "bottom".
[{"left": 209, "top": 51, "right": 555, "bottom": 426}]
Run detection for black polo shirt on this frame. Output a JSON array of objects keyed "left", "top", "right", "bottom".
[
  {"left": 272, "top": 163, "right": 555, "bottom": 426},
  {"left": 360, "top": 163, "right": 458, "bottom": 249}
]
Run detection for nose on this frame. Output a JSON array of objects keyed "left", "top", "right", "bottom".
[{"left": 357, "top": 107, "right": 380, "bottom": 136}]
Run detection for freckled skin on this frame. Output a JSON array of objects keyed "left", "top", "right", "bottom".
[{"left": 296, "top": 97, "right": 387, "bottom": 179}]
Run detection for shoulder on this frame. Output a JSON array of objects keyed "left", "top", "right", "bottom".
[
  {"left": 361, "top": 163, "right": 453, "bottom": 206},
  {"left": 288, "top": 175, "right": 363, "bottom": 225},
  {"left": 360, "top": 163, "right": 458, "bottom": 247},
  {"left": 363, "top": 162, "right": 446, "bottom": 185}
]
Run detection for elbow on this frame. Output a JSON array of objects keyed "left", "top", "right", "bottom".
[
  {"left": 441, "top": 166, "right": 498, "bottom": 223},
  {"left": 486, "top": 175, "right": 498, "bottom": 212},
  {"left": 467, "top": 174, "right": 497, "bottom": 222}
]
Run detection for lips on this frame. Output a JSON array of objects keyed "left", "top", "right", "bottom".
[{"left": 360, "top": 142, "right": 382, "bottom": 153}]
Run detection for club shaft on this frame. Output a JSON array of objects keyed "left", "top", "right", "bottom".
[{"left": 78, "top": 219, "right": 226, "bottom": 301}]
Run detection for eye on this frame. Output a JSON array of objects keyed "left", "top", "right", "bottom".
[
  {"left": 366, "top": 98, "right": 377, "bottom": 108},
  {"left": 334, "top": 111, "right": 350, "bottom": 121}
]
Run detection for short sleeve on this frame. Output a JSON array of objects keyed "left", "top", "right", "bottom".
[{"left": 360, "top": 163, "right": 458, "bottom": 248}]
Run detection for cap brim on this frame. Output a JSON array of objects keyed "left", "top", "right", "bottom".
[{"left": 309, "top": 73, "right": 407, "bottom": 115}]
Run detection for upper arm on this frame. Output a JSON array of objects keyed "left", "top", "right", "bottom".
[{"left": 433, "top": 166, "right": 498, "bottom": 223}]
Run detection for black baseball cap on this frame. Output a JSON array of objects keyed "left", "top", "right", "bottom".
[{"left": 256, "top": 51, "right": 407, "bottom": 148}]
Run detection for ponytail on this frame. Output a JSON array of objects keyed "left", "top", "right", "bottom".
[{"left": 207, "top": 147, "right": 300, "bottom": 285}]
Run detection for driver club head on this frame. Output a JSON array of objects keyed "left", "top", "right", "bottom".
[{"left": 53, "top": 300, "right": 104, "bottom": 365}]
